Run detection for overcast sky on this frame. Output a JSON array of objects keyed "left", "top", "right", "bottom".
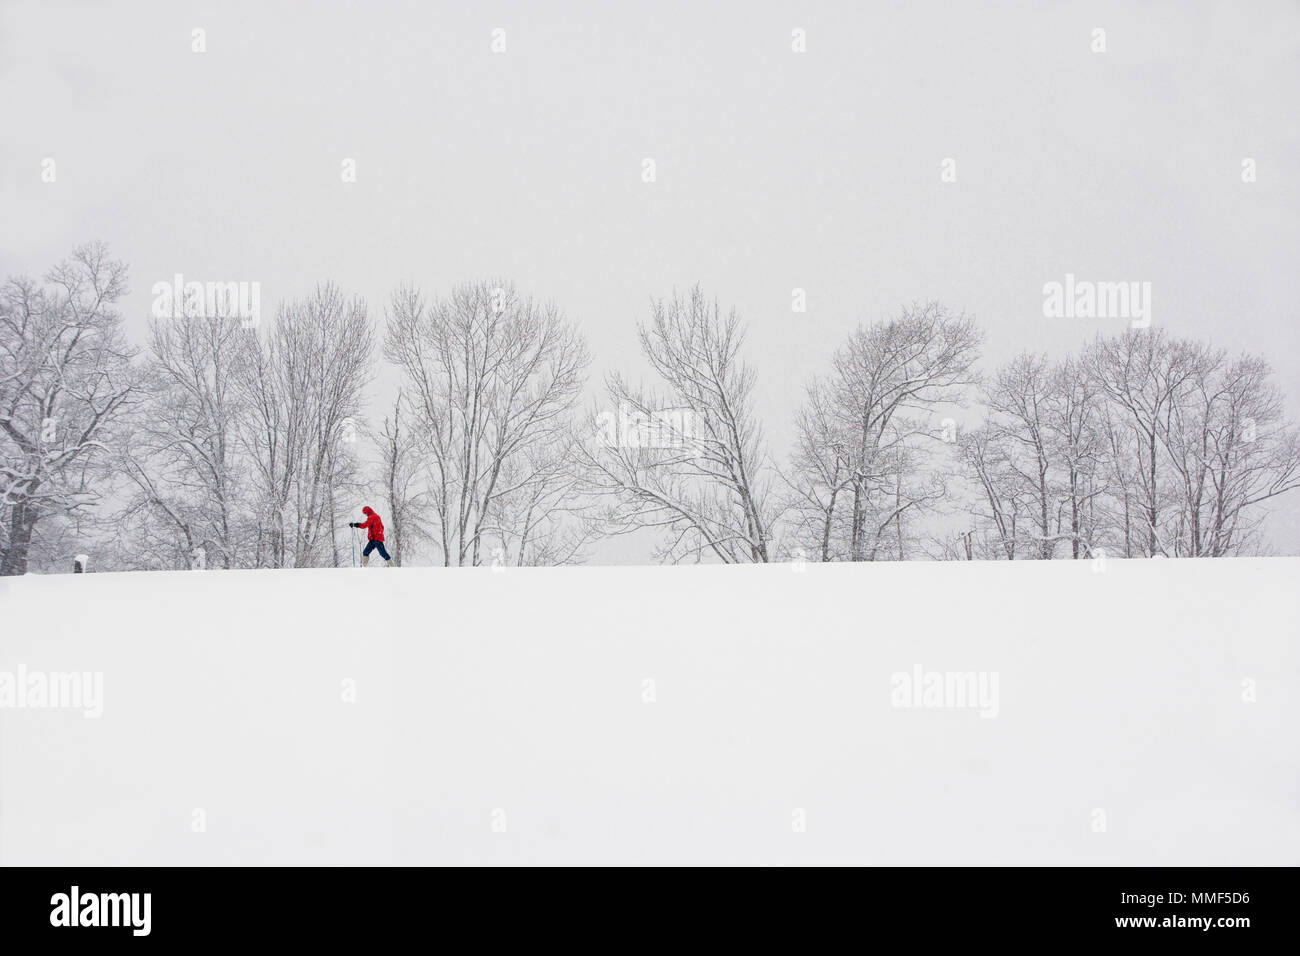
[{"left": 3, "top": 0, "right": 1298, "bottom": 558}]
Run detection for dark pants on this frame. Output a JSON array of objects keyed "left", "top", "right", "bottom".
[{"left": 362, "top": 540, "right": 391, "bottom": 561}]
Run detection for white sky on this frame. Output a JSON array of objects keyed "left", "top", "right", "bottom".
[{"left": 3, "top": 0, "right": 1298, "bottom": 558}]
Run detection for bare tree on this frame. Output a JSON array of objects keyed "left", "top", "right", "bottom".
[
  {"left": 1043, "top": 356, "right": 1107, "bottom": 558},
  {"left": 787, "top": 302, "right": 982, "bottom": 561},
  {"left": 372, "top": 391, "right": 432, "bottom": 567},
  {"left": 580, "top": 286, "right": 775, "bottom": 563},
  {"left": 236, "top": 283, "right": 373, "bottom": 568},
  {"left": 1, "top": 244, "right": 136, "bottom": 575},
  {"left": 385, "top": 280, "right": 590, "bottom": 566},
  {"left": 957, "top": 425, "right": 1024, "bottom": 559},
  {"left": 963, "top": 332, "right": 1300, "bottom": 560},
  {"left": 783, "top": 376, "right": 851, "bottom": 562},
  {"left": 487, "top": 429, "right": 597, "bottom": 566},
  {"left": 115, "top": 312, "right": 253, "bottom": 570},
  {"left": 985, "top": 353, "right": 1062, "bottom": 559},
  {"left": 1162, "top": 352, "right": 1300, "bottom": 555},
  {"left": 1084, "top": 329, "right": 1212, "bottom": 556}
]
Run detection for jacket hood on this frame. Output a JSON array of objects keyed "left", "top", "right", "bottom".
[{"left": 362, "top": 506, "right": 374, "bottom": 515}]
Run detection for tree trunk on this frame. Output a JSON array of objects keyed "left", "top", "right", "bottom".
[
  {"left": 1123, "top": 493, "right": 1132, "bottom": 558},
  {"left": 820, "top": 491, "right": 837, "bottom": 563},
  {"left": 1147, "top": 432, "right": 1159, "bottom": 555},
  {"left": 850, "top": 484, "right": 864, "bottom": 561},
  {"left": 1039, "top": 464, "right": 1050, "bottom": 559},
  {"left": 895, "top": 458, "right": 905, "bottom": 560},
  {"left": 1070, "top": 474, "right": 1080, "bottom": 559},
  {"left": 2, "top": 500, "right": 38, "bottom": 576}
]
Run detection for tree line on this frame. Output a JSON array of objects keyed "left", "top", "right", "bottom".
[{"left": 3, "top": 244, "right": 1298, "bottom": 574}]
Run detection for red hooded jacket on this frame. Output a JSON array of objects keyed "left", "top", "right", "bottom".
[{"left": 357, "top": 506, "right": 384, "bottom": 542}]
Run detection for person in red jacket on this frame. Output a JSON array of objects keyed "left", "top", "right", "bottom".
[{"left": 349, "top": 505, "right": 394, "bottom": 566}]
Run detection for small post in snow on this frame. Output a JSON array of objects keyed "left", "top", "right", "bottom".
[{"left": 73, "top": 553, "right": 88, "bottom": 574}]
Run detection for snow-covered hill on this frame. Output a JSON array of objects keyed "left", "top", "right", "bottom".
[{"left": 1, "top": 558, "right": 1296, "bottom": 865}]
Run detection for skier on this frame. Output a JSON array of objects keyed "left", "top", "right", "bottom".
[{"left": 349, "top": 506, "right": 394, "bottom": 566}]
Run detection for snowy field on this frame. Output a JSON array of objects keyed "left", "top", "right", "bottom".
[{"left": 1, "top": 558, "right": 1296, "bottom": 866}]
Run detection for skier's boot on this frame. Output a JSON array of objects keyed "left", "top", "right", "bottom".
[
  {"left": 361, "top": 555, "right": 370, "bottom": 567},
  {"left": 385, "top": 559, "right": 394, "bottom": 567}
]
